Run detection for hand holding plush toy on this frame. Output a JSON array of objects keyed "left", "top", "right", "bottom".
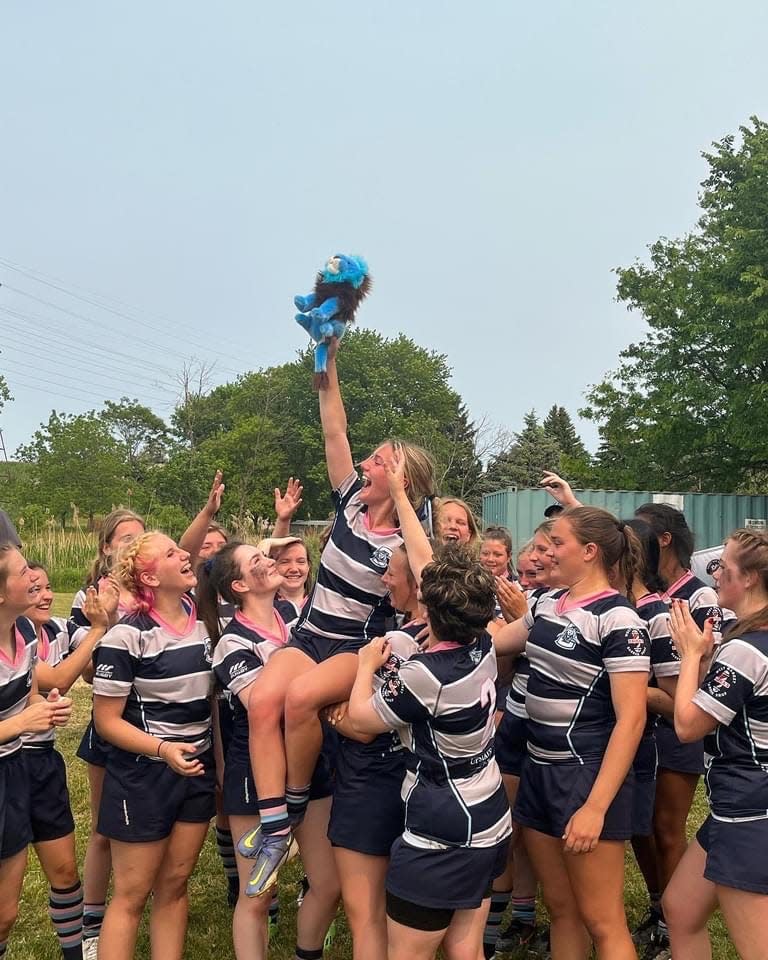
[{"left": 294, "top": 254, "right": 371, "bottom": 388}]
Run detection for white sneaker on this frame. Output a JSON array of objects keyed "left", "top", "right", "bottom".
[{"left": 83, "top": 937, "right": 99, "bottom": 960}]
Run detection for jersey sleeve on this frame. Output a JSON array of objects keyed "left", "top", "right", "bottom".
[
  {"left": 372, "top": 657, "right": 439, "bottom": 728},
  {"left": 600, "top": 606, "right": 651, "bottom": 674},
  {"left": 212, "top": 633, "right": 266, "bottom": 697},
  {"left": 92, "top": 624, "right": 139, "bottom": 697},
  {"left": 692, "top": 638, "right": 767, "bottom": 725},
  {"left": 331, "top": 471, "right": 361, "bottom": 506},
  {"left": 649, "top": 612, "right": 680, "bottom": 678}
]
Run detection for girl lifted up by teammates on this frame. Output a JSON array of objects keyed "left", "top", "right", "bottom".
[{"left": 236, "top": 337, "right": 436, "bottom": 897}]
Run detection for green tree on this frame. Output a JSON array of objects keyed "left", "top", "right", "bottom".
[
  {"left": 582, "top": 117, "right": 768, "bottom": 492},
  {"left": 164, "top": 329, "right": 481, "bottom": 518},
  {"left": 15, "top": 412, "right": 128, "bottom": 525},
  {"left": 482, "top": 411, "right": 562, "bottom": 492},
  {"left": 0, "top": 374, "right": 11, "bottom": 415},
  {"left": 542, "top": 405, "right": 588, "bottom": 460}
]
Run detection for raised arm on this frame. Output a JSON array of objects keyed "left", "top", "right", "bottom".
[
  {"left": 36, "top": 587, "right": 111, "bottom": 694},
  {"left": 540, "top": 471, "right": 582, "bottom": 509},
  {"left": 318, "top": 339, "right": 354, "bottom": 489},
  {"left": 179, "top": 470, "right": 225, "bottom": 565},
  {"left": 384, "top": 446, "right": 433, "bottom": 583},
  {"left": 273, "top": 477, "right": 304, "bottom": 538}
]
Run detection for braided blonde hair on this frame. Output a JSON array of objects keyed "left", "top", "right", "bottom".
[{"left": 114, "top": 531, "right": 164, "bottom": 614}]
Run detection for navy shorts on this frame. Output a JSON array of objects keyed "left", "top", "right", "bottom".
[
  {"left": 286, "top": 626, "right": 364, "bottom": 664},
  {"left": 0, "top": 750, "right": 32, "bottom": 861},
  {"left": 495, "top": 712, "right": 527, "bottom": 778},
  {"left": 222, "top": 743, "right": 333, "bottom": 817},
  {"left": 216, "top": 695, "right": 236, "bottom": 758},
  {"left": 386, "top": 836, "right": 509, "bottom": 910},
  {"left": 697, "top": 815, "right": 768, "bottom": 894},
  {"left": 655, "top": 721, "right": 704, "bottom": 776},
  {"left": 98, "top": 746, "right": 216, "bottom": 842},
  {"left": 329, "top": 735, "right": 405, "bottom": 856},
  {"left": 631, "top": 734, "right": 658, "bottom": 838},
  {"left": 514, "top": 759, "right": 635, "bottom": 841},
  {"left": 76, "top": 717, "right": 112, "bottom": 768},
  {"left": 24, "top": 746, "right": 76, "bottom": 842}
]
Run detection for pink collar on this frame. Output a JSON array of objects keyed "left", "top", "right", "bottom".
[
  {"left": 149, "top": 601, "right": 197, "bottom": 638},
  {"left": 556, "top": 588, "right": 618, "bottom": 615},
  {"left": 636, "top": 592, "right": 663, "bottom": 610},
  {"left": 0, "top": 625, "right": 27, "bottom": 667},
  {"left": 235, "top": 609, "right": 288, "bottom": 647},
  {"left": 663, "top": 571, "right": 693, "bottom": 601},
  {"left": 362, "top": 510, "right": 400, "bottom": 537},
  {"left": 427, "top": 640, "right": 463, "bottom": 653}
]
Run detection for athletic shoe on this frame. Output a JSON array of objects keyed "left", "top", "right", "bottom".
[
  {"left": 236, "top": 823, "right": 263, "bottom": 860},
  {"left": 632, "top": 910, "right": 661, "bottom": 948},
  {"left": 495, "top": 918, "right": 537, "bottom": 952},
  {"left": 245, "top": 833, "right": 298, "bottom": 898},
  {"left": 641, "top": 930, "right": 672, "bottom": 960},
  {"left": 82, "top": 937, "right": 99, "bottom": 960}
]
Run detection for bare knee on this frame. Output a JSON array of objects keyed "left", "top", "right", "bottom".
[
  {"left": 285, "top": 677, "right": 321, "bottom": 722},
  {"left": 248, "top": 687, "right": 284, "bottom": 728}
]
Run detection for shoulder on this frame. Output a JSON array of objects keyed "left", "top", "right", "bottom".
[{"left": 15, "top": 616, "right": 37, "bottom": 645}]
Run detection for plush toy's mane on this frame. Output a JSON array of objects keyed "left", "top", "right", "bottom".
[{"left": 313, "top": 274, "right": 372, "bottom": 323}]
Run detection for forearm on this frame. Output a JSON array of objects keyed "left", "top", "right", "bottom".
[
  {"left": 0, "top": 714, "right": 23, "bottom": 743},
  {"left": 93, "top": 703, "right": 165, "bottom": 758},
  {"left": 647, "top": 686, "right": 674, "bottom": 722},
  {"left": 179, "top": 506, "right": 216, "bottom": 564},
  {"left": 392, "top": 488, "right": 433, "bottom": 582},
  {"left": 348, "top": 667, "right": 388, "bottom": 734},
  {"left": 273, "top": 517, "right": 291, "bottom": 538},
  {"left": 585, "top": 711, "right": 645, "bottom": 814},
  {"left": 674, "top": 656, "right": 705, "bottom": 741},
  {"left": 319, "top": 357, "right": 348, "bottom": 437},
  {"left": 37, "top": 628, "right": 106, "bottom": 694},
  {"left": 335, "top": 714, "right": 376, "bottom": 743}
]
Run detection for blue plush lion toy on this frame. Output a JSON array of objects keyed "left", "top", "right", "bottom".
[{"left": 294, "top": 254, "right": 371, "bottom": 388}]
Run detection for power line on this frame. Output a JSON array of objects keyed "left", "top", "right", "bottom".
[{"left": 0, "top": 256, "right": 247, "bottom": 377}]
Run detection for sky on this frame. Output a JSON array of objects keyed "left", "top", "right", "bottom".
[{"left": 2, "top": 1, "right": 768, "bottom": 458}]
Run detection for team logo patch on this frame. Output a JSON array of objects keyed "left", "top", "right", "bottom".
[
  {"left": 370, "top": 546, "right": 393, "bottom": 570},
  {"left": 555, "top": 624, "right": 580, "bottom": 651},
  {"left": 705, "top": 607, "right": 723, "bottom": 633},
  {"left": 95, "top": 663, "right": 114, "bottom": 679},
  {"left": 469, "top": 647, "right": 482, "bottom": 665},
  {"left": 705, "top": 665, "right": 738, "bottom": 699},
  {"left": 381, "top": 674, "right": 404, "bottom": 703},
  {"left": 625, "top": 628, "right": 646, "bottom": 656},
  {"left": 202, "top": 637, "right": 213, "bottom": 665}
]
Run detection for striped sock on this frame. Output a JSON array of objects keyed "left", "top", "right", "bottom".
[
  {"left": 483, "top": 889, "right": 511, "bottom": 957},
  {"left": 82, "top": 901, "right": 105, "bottom": 941},
  {"left": 49, "top": 882, "right": 84, "bottom": 960},
  {"left": 295, "top": 947, "right": 323, "bottom": 960},
  {"left": 511, "top": 895, "right": 536, "bottom": 926},
  {"left": 216, "top": 827, "right": 239, "bottom": 900},
  {"left": 257, "top": 796, "right": 290, "bottom": 836},
  {"left": 286, "top": 783, "right": 311, "bottom": 821}
]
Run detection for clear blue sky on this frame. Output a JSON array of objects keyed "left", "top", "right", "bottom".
[{"left": 2, "top": 1, "right": 767, "bottom": 456}]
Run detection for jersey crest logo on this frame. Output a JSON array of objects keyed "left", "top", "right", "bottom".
[
  {"left": 381, "top": 674, "right": 404, "bottom": 703},
  {"left": 555, "top": 624, "right": 580, "bottom": 651},
  {"left": 229, "top": 660, "right": 249, "bottom": 680},
  {"left": 95, "top": 663, "right": 114, "bottom": 679},
  {"left": 705, "top": 665, "right": 737, "bottom": 699},
  {"left": 705, "top": 608, "right": 722, "bottom": 633},
  {"left": 202, "top": 637, "right": 213, "bottom": 665},
  {"left": 625, "top": 628, "right": 646, "bottom": 656},
  {"left": 370, "top": 546, "right": 393, "bottom": 570},
  {"left": 469, "top": 647, "right": 482, "bottom": 665}
]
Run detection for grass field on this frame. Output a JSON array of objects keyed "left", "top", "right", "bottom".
[{"left": 10, "top": 598, "right": 738, "bottom": 959}]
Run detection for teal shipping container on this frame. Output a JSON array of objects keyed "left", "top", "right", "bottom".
[{"left": 482, "top": 488, "right": 768, "bottom": 552}]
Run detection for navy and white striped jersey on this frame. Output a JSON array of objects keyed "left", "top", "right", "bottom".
[
  {"left": 362, "top": 621, "right": 422, "bottom": 756},
  {"left": 294, "top": 472, "right": 401, "bottom": 644},
  {"left": 1, "top": 617, "right": 37, "bottom": 759},
  {"left": 663, "top": 572, "right": 724, "bottom": 638},
  {"left": 69, "top": 587, "right": 134, "bottom": 650},
  {"left": 636, "top": 593, "right": 675, "bottom": 736},
  {"left": 212, "top": 610, "right": 289, "bottom": 757},
  {"left": 93, "top": 606, "right": 214, "bottom": 748},
  {"left": 693, "top": 631, "right": 768, "bottom": 821},
  {"left": 523, "top": 589, "right": 651, "bottom": 764},
  {"left": 504, "top": 588, "right": 549, "bottom": 720},
  {"left": 22, "top": 617, "right": 72, "bottom": 748},
  {"left": 372, "top": 633, "right": 512, "bottom": 850}
]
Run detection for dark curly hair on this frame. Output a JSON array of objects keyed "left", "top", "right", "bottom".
[{"left": 420, "top": 546, "right": 496, "bottom": 645}]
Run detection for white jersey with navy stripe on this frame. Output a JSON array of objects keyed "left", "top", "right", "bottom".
[
  {"left": 504, "top": 588, "right": 550, "bottom": 720},
  {"left": 294, "top": 472, "right": 401, "bottom": 643},
  {"left": 693, "top": 630, "right": 768, "bottom": 822},
  {"left": 1, "top": 617, "right": 37, "bottom": 759},
  {"left": 93, "top": 607, "right": 214, "bottom": 747},
  {"left": 523, "top": 589, "right": 651, "bottom": 764},
  {"left": 22, "top": 617, "right": 71, "bottom": 748},
  {"left": 372, "top": 633, "right": 512, "bottom": 850}
]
